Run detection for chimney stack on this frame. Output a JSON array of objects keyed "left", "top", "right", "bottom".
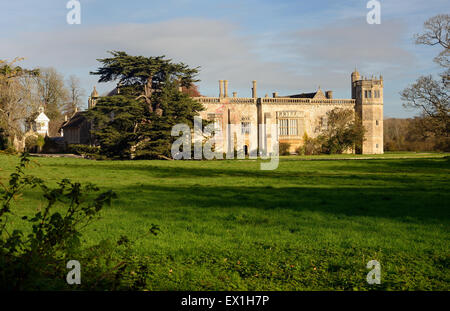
[
  {"left": 224, "top": 80, "right": 228, "bottom": 98},
  {"left": 273, "top": 92, "right": 278, "bottom": 98},
  {"left": 219, "top": 80, "right": 224, "bottom": 98},
  {"left": 252, "top": 80, "right": 257, "bottom": 98},
  {"left": 326, "top": 91, "right": 333, "bottom": 99},
  {"left": 233, "top": 92, "right": 237, "bottom": 98}
]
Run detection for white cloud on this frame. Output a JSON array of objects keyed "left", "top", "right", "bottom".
[{"left": 0, "top": 16, "right": 420, "bottom": 116}]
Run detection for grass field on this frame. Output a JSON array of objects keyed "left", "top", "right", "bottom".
[{"left": 0, "top": 152, "right": 449, "bottom": 290}]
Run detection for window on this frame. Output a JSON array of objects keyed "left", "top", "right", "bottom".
[
  {"left": 368, "top": 90, "right": 372, "bottom": 98},
  {"left": 278, "top": 119, "right": 288, "bottom": 136},
  {"left": 376, "top": 144, "right": 379, "bottom": 149},
  {"left": 364, "top": 90, "right": 368, "bottom": 98},
  {"left": 376, "top": 120, "right": 379, "bottom": 126},
  {"left": 289, "top": 119, "right": 298, "bottom": 136},
  {"left": 208, "top": 113, "right": 222, "bottom": 131},
  {"left": 278, "top": 119, "right": 298, "bottom": 136},
  {"left": 241, "top": 122, "right": 251, "bottom": 134},
  {"left": 215, "top": 119, "right": 222, "bottom": 131}
]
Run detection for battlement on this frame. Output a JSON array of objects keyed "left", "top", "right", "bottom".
[{"left": 194, "top": 97, "right": 355, "bottom": 106}]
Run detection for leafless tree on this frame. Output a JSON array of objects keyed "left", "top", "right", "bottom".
[
  {"left": 65, "top": 75, "right": 85, "bottom": 115},
  {"left": 401, "top": 15, "right": 450, "bottom": 150},
  {"left": 401, "top": 76, "right": 449, "bottom": 138},
  {"left": 36, "top": 68, "right": 69, "bottom": 136},
  {"left": 36, "top": 67, "right": 69, "bottom": 120},
  {"left": 415, "top": 14, "right": 449, "bottom": 71},
  {"left": 0, "top": 58, "right": 39, "bottom": 143}
]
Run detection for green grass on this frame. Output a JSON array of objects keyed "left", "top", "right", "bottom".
[{"left": 0, "top": 152, "right": 449, "bottom": 290}]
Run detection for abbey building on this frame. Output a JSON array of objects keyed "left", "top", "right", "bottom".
[
  {"left": 194, "top": 70, "right": 384, "bottom": 154},
  {"left": 65, "top": 70, "right": 383, "bottom": 155}
]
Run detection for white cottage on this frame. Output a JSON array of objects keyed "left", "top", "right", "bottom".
[
  {"left": 34, "top": 106, "right": 50, "bottom": 136},
  {"left": 26, "top": 106, "right": 50, "bottom": 137}
]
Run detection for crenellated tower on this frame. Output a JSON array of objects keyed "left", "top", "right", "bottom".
[{"left": 352, "top": 70, "right": 384, "bottom": 154}]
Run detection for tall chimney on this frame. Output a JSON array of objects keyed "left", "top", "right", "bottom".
[
  {"left": 273, "top": 92, "right": 278, "bottom": 98},
  {"left": 252, "top": 80, "right": 257, "bottom": 98},
  {"left": 326, "top": 91, "right": 333, "bottom": 99},
  {"left": 219, "top": 80, "right": 224, "bottom": 98},
  {"left": 224, "top": 80, "right": 229, "bottom": 98}
]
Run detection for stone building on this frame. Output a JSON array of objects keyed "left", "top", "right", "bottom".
[
  {"left": 60, "top": 87, "right": 98, "bottom": 145},
  {"left": 70, "top": 70, "right": 383, "bottom": 155},
  {"left": 194, "top": 70, "right": 383, "bottom": 154}
]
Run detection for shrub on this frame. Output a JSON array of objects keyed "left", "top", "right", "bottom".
[
  {"left": 279, "top": 143, "right": 291, "bottom": 156},
  {"left": 297, "top": 133, "right": 323, "bottom": 155},
  {"left": 24, "top": 135, "right": 38, "bottom": 152},
  {"left": 36, "top": 135, "right": 45, "bottom": 152},
  {"left": 0, "top": 129, "right": 7, "bottom": 150},
  {"left": 69, "top": 144, "right": 102, "bottom": 159},
  {"left": 0, "top": 153, "right": 116, "bottom": 290}
]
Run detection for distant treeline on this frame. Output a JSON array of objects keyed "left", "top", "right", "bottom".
[{"left": 384, "top": 118, "right": 449, "bottom": 152}]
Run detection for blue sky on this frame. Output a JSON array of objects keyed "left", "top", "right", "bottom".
[{"left": 0, "top": 0, "right": 448, "bottom": 117}]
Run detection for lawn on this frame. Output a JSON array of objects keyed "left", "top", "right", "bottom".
[{"left": 0, "top": 152, "right": 449, "bottom": 290}]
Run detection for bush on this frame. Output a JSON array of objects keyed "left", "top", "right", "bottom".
[
  {"left": 0, "top": 129, "right": 7, "bottom": 150},
  {"left": 297, "top": 133, "right": 323, "bottom": 155},
  {"left": 279, "top": 143, "right": 291, "bottom": 156},
  {"left": 69, "top": 144, "right": 102, "bottom": 159},
  {"left": 24, "top": 135, "right": 38, "bottom": 152},
  {"left": 0, "top": 153, "right": 116, "bottom": 290},
  {"left": 36, "top": 135, "right": 45, "bottom": 152},
  {"left": 42, "top": 136, "right": 65, "bottom": 154}
]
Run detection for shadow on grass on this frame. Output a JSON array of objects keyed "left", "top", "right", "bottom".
[
  {"left": 38, "top": 158, "right": 450, "bottom": 224},
  {"left": 44, "top": 158, "right": 450, "bottom": 180},
  {"left": 113, "top": 183, "right": 450, "bottom": 225}
]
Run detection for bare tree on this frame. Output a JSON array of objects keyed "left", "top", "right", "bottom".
[
  {"left": 401, "top": 76, "right": 449, "bottom": 138},
  {"left": 36, "top": 68, "right": 69, "bottom": 136},
  {"left": 0, "top": 58, "right": 39, "bottom": 144},
  {"left": 37, "top": 67, "right": 69, "bottom": 120},
  {"left": 65, "top": 75, "right": 85, "bottom": 115},
  {"left": 415, "top": 14, "right": 449, "bottom": 70},
  {"left": 402, "top": 15, "right": 450, "bottom": 150}
]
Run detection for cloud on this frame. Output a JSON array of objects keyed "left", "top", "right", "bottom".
[{"left": 0, "top": 16, "right": 418, "bottom": 116}]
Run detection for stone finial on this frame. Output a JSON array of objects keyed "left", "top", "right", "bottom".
[
  {"left": 233, "top": 92, "right": 237, "bottom": 98},
  {"left": 91, "top": 86, "right": 99, "bottom": 98}
]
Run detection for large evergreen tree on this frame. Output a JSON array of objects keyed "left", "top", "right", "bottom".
[{"left": 88, "top": 51, "right": 204, "bottom": 159}]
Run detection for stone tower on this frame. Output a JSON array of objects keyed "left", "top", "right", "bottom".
[
  {"left": 352, "top": 70, "right": 384, "bottom": 154},
  {"left": 88, "top": 86, "right": 99, "bottom": 109}
]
